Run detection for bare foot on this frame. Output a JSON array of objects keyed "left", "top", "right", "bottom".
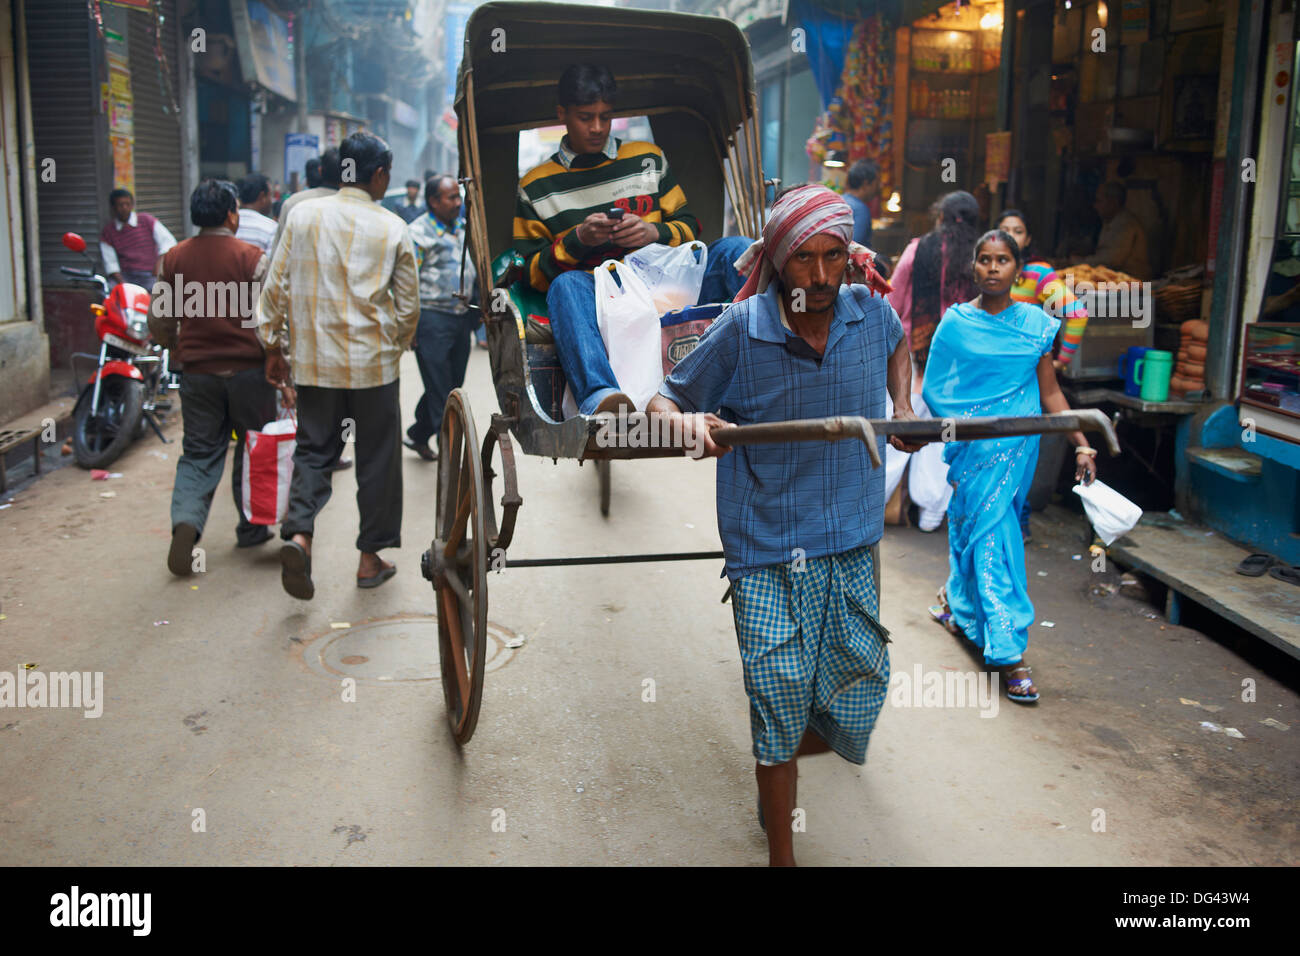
[{"left": 293, "top": 532, "right": 312, "bottom": 557}]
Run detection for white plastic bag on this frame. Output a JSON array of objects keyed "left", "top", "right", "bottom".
[
  {"left": 623, "top": 241, "right": 707, "bottom": 314},
  {"left": 1073, "top": 479, "right": 1142, "bottom": 545},
  {"left": 594, "top": 260, "right": 664, "bottom": 410}
]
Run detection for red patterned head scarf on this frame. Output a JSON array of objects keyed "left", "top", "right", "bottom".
[{"left": 733, "top": 183, "right": 891, "bottom": 301}]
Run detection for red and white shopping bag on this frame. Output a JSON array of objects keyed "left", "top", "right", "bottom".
[{"left": 241, "top": 415, "right": 297, "bottom": 525}]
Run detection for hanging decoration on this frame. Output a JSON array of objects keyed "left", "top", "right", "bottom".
[
  {"left": 806, "top": 13, "right": 894, "bottom": 196},
  {"left": 150, "top": 0, "right": 180, "bottom": 116}
]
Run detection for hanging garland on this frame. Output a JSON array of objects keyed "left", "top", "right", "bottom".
[{"left": 150, "top": 0, "right": 180, "bottom": 116}]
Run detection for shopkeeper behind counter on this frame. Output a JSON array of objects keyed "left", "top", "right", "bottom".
[{"left": 1073, "top": 181, "right": 1151, "bottom": 281}]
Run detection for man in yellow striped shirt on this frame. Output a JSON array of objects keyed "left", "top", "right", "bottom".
[
  {"left": 515, "top": 64, "right": 750, "bottom": 415},
  {"left": 257, "top": 131, "right": 420, "bottom": 600}
]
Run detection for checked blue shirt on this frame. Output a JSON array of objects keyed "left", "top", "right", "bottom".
[{"left": 659, "top": 283, "right": 904, "bottom": 581}]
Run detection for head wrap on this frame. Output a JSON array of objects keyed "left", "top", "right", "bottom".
[{"left": 732, "top": 183, "right": 891, "bottom": 301}]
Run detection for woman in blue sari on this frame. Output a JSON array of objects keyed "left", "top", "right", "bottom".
[{"left": 922, "top": 231, "right": 1098, "bottom": 703}]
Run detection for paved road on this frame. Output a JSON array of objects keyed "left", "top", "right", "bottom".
[{"left": 2, "top": 348, "right": 1296, "bottom": 865}]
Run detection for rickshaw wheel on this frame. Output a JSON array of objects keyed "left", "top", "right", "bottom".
[
  {"left": 433, "top": 388, "right": 489, "bottom": 746},
  {"left": 596, "top": 459, "right": 611, "bottom": 517}
]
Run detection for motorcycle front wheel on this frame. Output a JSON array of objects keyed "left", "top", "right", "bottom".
[{"left": 73, "top": 377, "right": 144, "bottom": 469}]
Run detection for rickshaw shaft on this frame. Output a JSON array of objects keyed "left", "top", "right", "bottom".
[{"left": 502, "top": 550, "right": 725, "bottom": 569}]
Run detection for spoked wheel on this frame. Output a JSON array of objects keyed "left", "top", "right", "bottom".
[
  {"left": 596, "top": 459, "right": 611, "bottom": 517},
  {"left": 429, "top": 389, "right": 489, "bottom": 745}
]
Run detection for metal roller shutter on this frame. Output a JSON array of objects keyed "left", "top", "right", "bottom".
[
  {"left": 128, "top": 0, "right": 184, "bottom": 240},
  {"left": 24, "top": 0, "right": 103, "bottom": 284}
]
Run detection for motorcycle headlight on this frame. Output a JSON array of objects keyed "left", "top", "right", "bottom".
[{"left": 130, "top": 319, "right": 149, "bottom": 341}]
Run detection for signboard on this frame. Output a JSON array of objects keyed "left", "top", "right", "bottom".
[
  {"left": 284, "top": 133, "right": 319, "bottom": 187},
  {"left": 232, "top": 0, "right": 296, "bottom": 102},
  {"left": 984, "top": 130, "right": 1011, "bottom": 187}
]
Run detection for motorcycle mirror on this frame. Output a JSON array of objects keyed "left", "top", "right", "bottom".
[{"left": 62, "top": 232, "right": 86, "bottom": 253}]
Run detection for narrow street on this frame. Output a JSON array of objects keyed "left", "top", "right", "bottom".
[{"left": 2, "top": 348, "right": 1296, "bottom": 866}]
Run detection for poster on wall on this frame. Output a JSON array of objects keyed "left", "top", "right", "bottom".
[
  {"left": 106, "top": 49, "right": 134, "bottom": 193},
  {"left": 111, "top": 136, "right": 135, "bottom": 193},
  {"left": 284, "top": 133, "right": 319, "bottom": 188}
]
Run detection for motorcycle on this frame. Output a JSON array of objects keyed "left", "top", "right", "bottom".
[{"left": 59, "top": 232, "right": 175, "bottom": 468}]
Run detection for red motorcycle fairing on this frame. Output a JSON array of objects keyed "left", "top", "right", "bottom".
[
  {"left": 88, "top": 360, "right": 145, "bottom": 384},
  {"left": 99, "top": 282, "right": 150, "bottom": 344}
]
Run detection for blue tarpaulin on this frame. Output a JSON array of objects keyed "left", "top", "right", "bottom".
[{"left": 789, "top": 0, "right": 862, "bottom": 109}]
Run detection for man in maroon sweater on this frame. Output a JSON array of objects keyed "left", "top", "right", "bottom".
[
  {"left": 100, "top": 188, "right": 177, "bottom": 289},
  {"left": 149, "top": 179, "right": 290, "bottom": 575}
]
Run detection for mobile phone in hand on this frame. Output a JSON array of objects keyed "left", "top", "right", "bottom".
[{"left": 607, "top": 207, "right": 625, "bottom": 221}]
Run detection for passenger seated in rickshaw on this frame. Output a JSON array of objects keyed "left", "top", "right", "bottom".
[{"left": 514, "top": 63, "right": 752, "bottom": 416}]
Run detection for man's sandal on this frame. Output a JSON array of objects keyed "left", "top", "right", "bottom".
[{"left": 1003, "top": 664, "right": 1039, "bottom": 704}]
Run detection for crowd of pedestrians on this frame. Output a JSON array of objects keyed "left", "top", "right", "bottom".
[{"left": 140, "top": 132, "right": 482, "bottom": 600}]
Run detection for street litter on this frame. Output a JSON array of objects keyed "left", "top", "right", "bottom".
[
  {"left": 23, "top": 662, "right": 37, "bottom": 670},
  {"left": 1179, "top": 697, "right": 1223, "bottom": 713},
  {"left": 1040, "top": 621, "right": 1055, "bottom": 628},
  {"left": 91, "top": 470, "right": 109, "bottom": 480},
  {"left": 331, "top": 622, "right": 350, "bottom": 629},
  {"left": 1036, "top": 571, "right": 1048, "bottom": 577},
  {"left": 1200, "top": 721, "right": 1222, "bottom": 732},
  {"left": 0, "top": 504, "right": 10, "bottom": 510},
  {"left": 153, "top": 620, "right": 169, "bottom": 626},
  {"left": 1088, "top": 545, "right": 1105, "bottom": 557},
  {"left": 1261, "top": 718, "right": 1290, "bottom": 732},
  {"left": 99, "top": 491, "right": 116, "bottom": 498},
  {"left": 1071, "top": 554, "right": 1081, "bottom": 560},
  {"left": 505, "top": 633, "right": 526, "bottom": 649},
  {"left": 1224, "top": 727, "right": 1245, "bottom": 739}
]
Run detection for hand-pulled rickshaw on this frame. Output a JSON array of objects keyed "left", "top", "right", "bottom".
[{"left": 423, "top": 1, "right": 1119, "bottom": 746}]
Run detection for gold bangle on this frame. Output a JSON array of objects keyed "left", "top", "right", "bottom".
[{"left": 1075, "top": 446, "right": 1097, "bottom": 457}]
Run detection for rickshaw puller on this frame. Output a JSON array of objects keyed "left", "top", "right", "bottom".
[
  {"left": 647, "top": 185, "right": 923, "bottom": 866},
  {"left": 514, "top": 63, "right": 752, "bottom": 415}
]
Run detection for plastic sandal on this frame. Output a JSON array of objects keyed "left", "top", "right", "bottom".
[
  {"left": 1236, "top": 553, "right": 1277, "bottom": 577},
  {"left": 1004, "top": 665, "right": 1040, "bottom": 704},
  {"left": 1268, "top": 565, "right": 1300, "bottom": 587}
]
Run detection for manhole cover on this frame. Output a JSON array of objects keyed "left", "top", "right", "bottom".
[{"left": 304, "top": 616, "right": 522, "bottom": 685}]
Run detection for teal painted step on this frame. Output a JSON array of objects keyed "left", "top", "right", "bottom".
[{"left": 1186, "top": 446, "right": 1263, "bottom": 482}]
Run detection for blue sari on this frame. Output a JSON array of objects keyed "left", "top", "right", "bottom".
[{"left": 921, "top": 301, "right": 1060, "bottom": 666}]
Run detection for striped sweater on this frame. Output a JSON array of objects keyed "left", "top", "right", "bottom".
[
  {"left": 514, "top": 137, "right": 699, "bottom": 292},
  {"left": 1012, "top": 261, "right": 1089, "bottom": 364}
]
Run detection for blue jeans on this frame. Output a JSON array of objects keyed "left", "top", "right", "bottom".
[
  {"left": 409, "top": 307, "right": 478, "bottom": 445},
  {"left": 546, "top": 235, "right": 752, "bottom": 415}
]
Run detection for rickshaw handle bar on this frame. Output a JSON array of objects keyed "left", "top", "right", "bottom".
[
  {"left": 711, "top": 417, "right": 883, "bottom": 467},
  {"left": 711, "top": 409, "right": 1120, "bottom": 464}
]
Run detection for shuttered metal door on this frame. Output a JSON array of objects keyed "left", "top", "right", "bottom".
[
  {"left": 128, "top": 0, "right": 184, "bottom": 240},
  {"left": 25, "top": 0, "right": 104, "bottom": 284}
]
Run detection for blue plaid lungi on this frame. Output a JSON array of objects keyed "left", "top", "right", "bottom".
[{"left": 730, "top": 544, "right": 891, "bottom": 766}]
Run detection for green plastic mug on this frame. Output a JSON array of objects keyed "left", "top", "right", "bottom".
[{"left": 1134, "top": 349, "right": 1173, "bottom": 402}]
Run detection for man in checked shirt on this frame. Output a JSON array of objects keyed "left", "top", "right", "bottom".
[
  {"left": 648, "top": 185, "right": 922, "bottom": 866},
  {"left": 257, "top": 132, "right": 420, "bottom": 600}
]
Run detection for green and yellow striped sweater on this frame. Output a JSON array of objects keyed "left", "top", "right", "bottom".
[{"left": 513, "top": 138, "right": 699, "bottom": 292}]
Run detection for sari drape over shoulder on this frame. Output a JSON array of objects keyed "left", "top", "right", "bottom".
[{"left": 921, "top": 301, "right": 1060, "bottom": 666}]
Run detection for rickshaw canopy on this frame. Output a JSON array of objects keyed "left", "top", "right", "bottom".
[{"left": 453, "top": 1, "right": 761, "bottom": 271}]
